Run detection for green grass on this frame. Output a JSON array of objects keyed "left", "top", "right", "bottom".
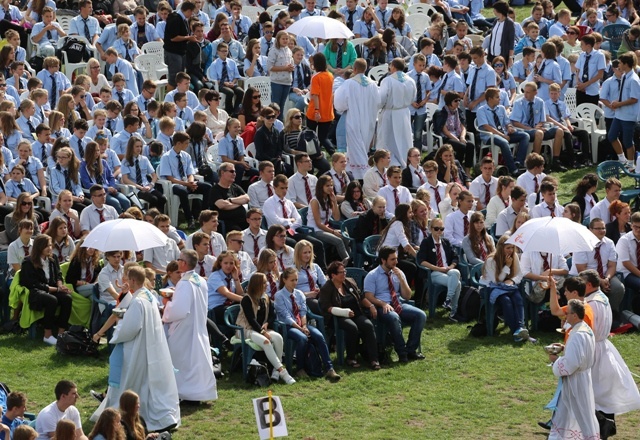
[{"left": 3, "top": 318, "right": 640, "bottom": 439}]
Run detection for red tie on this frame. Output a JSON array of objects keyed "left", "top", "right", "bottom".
[
  {"left": 463, "top": 215, "right": 469, "bottom": 235},
  {"left": 435, "top": 242, "right": 444, "bottom": 268},
  {"left": 267, "top": 183, "right": 273, "bottom": 197},
  {"left": 209, "top": 241, "right": 216, "bottom": 257},
  {"left": 23, "top": 245, "right": 29, "bottom": 257},
  {"left": 280, "top": 200, "right": 288, "bottom": 218},
  {"left": 415, "top": 170, "right": 425, "bottom": 185},
  {"left": 593, "top": 244, "right": 605, "bottom": 278},
  {"left": 589, "top": 198, "right": 595, "bottom": 208},
  {"left": 635, "top": 240, "right": 640, "bottom": 271},
  {"left": 97, "top": 209, "right": 105, "bottom": 223},
  {"left": 64, "top": 214, "right": 73, "bottom": 236},
  {"left": 484, "top": 184, "right": 491, "bottom": 206},
  {"left": 541, "top": 253, "right": 550, "bottom": 272},
  {"left": 335, "top": 172, "right": 345, "bottom": 190},
  {"left": 431, "top": 186, "right": 442, "bottom": 206},
  {"left": 55, "top": 243, "right": 64, "bottom": 262},
  {"left": 198, "top": 260, "right": 206, "bottom": 277},
  {"left": 378, "top": 171, "right": 387, "bottom": 186},
  {"left": 533, "top": 176, "right": 539, "bottom": 193},
  {"left": 252, "top": 235, "right": 260, "bottom": 259},
  {"left": 304, "top": 266, "right": 316, "bottom": 290},
  {"left": 393, "top": 188, "right": 399, "bottom": 207},
  {"left": 303, "top": 176, "right": 312, "bottom": 203},
  {"left": 548, "top": 205, "right": 555, "bottom": 218},
  {"left": 290, "top": 294, "right": 302, "bottom": 326},
  {"left": 372, "top": 220, "right": 378, "bottom": 234},
  {"left": 385, "top": 271, "right": 403, "bottom": 314},
  {"left": 223, "top": 276, "right": 233, "bottom": 306},
  {"left": 267, "top": 273, "right": 277, "bottom": 300},
  {"left": 480, "top": 242, "right": 487, "bottom": 261},
  {"left": 277, "top": 254, "right": 285, "bottom": 271},
  {"left": 84, "top": 262, "right": 93, "bottom": 283}
]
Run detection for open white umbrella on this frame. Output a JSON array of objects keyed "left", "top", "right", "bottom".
[
  {"left": 81, "top": 218, "right": 168, "bottom": 252},
  {"left": 286, "top": 16, "right": 354, "bottom": 39},
  {"left": 506, "top": 216, "right": 599, "bottom": 255}
]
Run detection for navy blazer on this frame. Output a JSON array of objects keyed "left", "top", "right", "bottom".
[{"left": 417, "top": 235, "right": 459, "bottom": 268}]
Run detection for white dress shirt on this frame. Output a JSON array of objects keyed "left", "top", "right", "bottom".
[
  {"left": 590, "top": 198, "right": 613, "bottom": 223},
  {"left": 530, "top": 201, "right": 565, "bottom": 219},
  {"left": 79, "top": 203, "right": 119, "bottom": 233},
  {"left": 378, "top": 184, "right": 413, "bottom": 219},
  {"left": 516, "top": 170, "right": 546, "bottom": 197},
  {"left": 248, "top": 179, "right": 274, "bottom": 209},
  {"left": 287, "top": 172, "right": 317, "bottom": 206},
  {"left": 469, "top": 175, "right": 498, "bottom": 207},
  {"left": 570, "top": 237, "right": 617, "bottom": 276},
  {"left": 264, "top": 195, "right": 302, "bottom": 229},
  {"left": 419, "top": 180, "right": 447, "bottom": 213},
  {"left": 616, "top": 231, "right": 640, "bottom": 277},
  {"left": 444, "top": 209, "right": 473, "bottom": 247},
  {"left": 242, "top": 227, "right": 267, "bottom": 260}
]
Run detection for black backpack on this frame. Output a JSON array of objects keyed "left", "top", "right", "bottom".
[
  {"left": 469, "top": 303, "right": 499, "bottom": 337},
  {"left": 246, "top": 360, "right": 270, "bottom": 387},
  {"left": 304, "top": 343, "right": 324, "bottom": 377},
  {"left": 57, "top": 37, "right": 92, "bottom": 64},
  {"left": 297, "top": 129, "right": 322, "bottom": 159},
  {"left": 456, "top": 286, "right": 481, "bottom": 323},
  {"left": 56, "top": 326, "right": 99, "bottom": 357}
]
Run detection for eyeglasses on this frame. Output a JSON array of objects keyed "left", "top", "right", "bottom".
[
  {"left": 265, "top": 31, "right": 274, "bottom": 35},
  {"left": 223, "top": 169, "right": 236, "bottom": 173},
  {"left": 265, "top": 115, "right": 276, "bottom": 120},
  {"left": 493, "top": 63, "right": 504, "bottom": 67},
  {"left": 253, "top": 95, "right": 261, "bottom": 99},
  {"left": 90, "top": 66, "right": 100, "bottom": 70},
  {"left": 425, "top": 169, "right": 436, "bottom": 174},
  {"left": 21, "top": 201, "right": 32, "bottom": 206},
  {"left": 292, "top": 115, "right": 302, "bottom": 119},
  {"left": 432, "top": 227, "right": 444, "bottom": 232},
  {"left": 232, "top": 239, "right": 245, "bottom": 244},
  {"left": 249, "top": 217, "right": 262, "bottom": 221}
]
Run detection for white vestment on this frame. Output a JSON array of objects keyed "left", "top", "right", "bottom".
[
  {"left": 334, "top": 73, "right": 380, "bottom": 179},
  {"left": 376, "top": 71, "right": 416, "bottom": 168},
  {"left": 94, "top": 288, "right": 181, "bottom": 431},
  {"left": 549, "top": 320, "right": 599, "bottom": 440},
  {"left": 163, "top": 270, "right": 218, "bottom": 402},
  {"left": 585, "top": 290, "right": 640, "bottom": 414}
]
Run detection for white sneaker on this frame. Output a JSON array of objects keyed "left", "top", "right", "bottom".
[
  {"left": 279, "top": 370, "right": 296, "bottom": 385},
  {"left": 43, "top": 335, "right": 57, "bottom": 346},
  {"left": 271, "top": 368, "right": 280, "bottom": 381}
]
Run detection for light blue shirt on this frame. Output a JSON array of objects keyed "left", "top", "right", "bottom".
[
  {"left": 514, "top": 35, "right": 546, "bottom": 55},
  {"left": 576, "top": 49, "right": 606, "bottom": 96},
  {"left": 69, "top": 134, "right": 92, "bottom": 160},
  {"left": 69, "top": 15, "right": 101, "bottom": 40},
  {"left": 466, "top": 63, "right": 496, "bottom": 111},
  {"left": 176, "top": 106, "right": 194, "bottom": 126},
  {"left": 363, "top": 265, "right": 407, "bottom": 305},
  {"left": 228, "top": 15, "right": 251, "bottom": 37},
  {"left": 87, "top": 124, "right": 112, "bottom": 141},
  {"left": 111, "top": 131, "right": 142, "bottom": 157},
  {"left": 32, "top": 141, "right": 51, "bottom": 166},
  {"left": 527, "top": 59, "right": 561, "bottom": 101},
  {"left": 134, "top": 94, "right": 156, "bottom": 119},
  {"left": 109, "top": 59, "right": 139, "bottom": 95},
  {"left": 9, "top": 157, "right": 43, "bottom": 188},
  {"left": 211, "top": 38, "right": 246, "bottom": 62},
  {"left": 510, "top": 96, "right": 547, "bottom": 127},
  {"left": 476, "top": 104, "right": 510, "bottom": 140},
  {"left": 497, "top": 73, "right": 516, "bottom": 95},
  {"left": 408, "top": 70, "right": 431, "bottom": 116},
  {"left": 4, "top": 131, "right": 22, "bottom": 158},
  {"left": 16, "top": 115, "right": 38, "bottom": 140},
  {"left": 96, "top": 23, "right": 118, "bottom": 49},
  {"left": 50, "top": 164, "right": 84, "bottom": 201},
  {"left": 130, "top": 21, "right": 159, "bottom": 45},
  {"left": 35, "top": 70, "right": 71, "bottom": 108},
  {"left": 353, "top": 19, "right": 377, "bottom": 38},
  {"left": 158, "top": 148, "right": 195, "bottom": 180},
  {"left": 244, "top": 55, "right": 269, "bottom": 77},
  {"left": 446, "top": 35, "right": 471, "bottom": 51},
  {"left": 113, "top": 39, "right": 141, "bottom": 62},
  {"left": 556, "top": 55, "right": 573, "bottom": 97},
  {"left": 31, "top": 21, "right": 63, "bottom": 44},
  {"left": 156, "top": 21, "right": 167, "bottom": 39},
  {"left": 259, "top": 36, "right": 275, "bottom": 57},
  {"left": 164, "top": 90, "right": 199, "bottom": 110},
  {"left": 296, "top": 264, "right": 326, "bottom": 293},
  {"left": 339, "top": 5, "right": 364, "bottom": 26},
  {"left": 121, "top": 155, "right": 156, "bottom": 186},
  {"left": 207, "top": 268, "right": 236, "bottom": 310},
  {"left": 207, "top": 57, "right": 242, "bottom": 82},
  {"left": 548, "top": 21, "right": 569, "bottom": 38},
  {"left": 218, "top": 133, "right": 245, "bottom": 160},
  {"left": 5, "top": 178, "right": 38, "bottom": 198},
  {"left": 375, "top": 7, "right": 391, "bottom": 28},
  {"left": 274, "top": 287, "right": 308, "bottom": 326},
  {"left": 545, "top": 98, "right": 570, "bottom": 122},
  {"left": 437, "top": 71, "right": 466, "bottom": 107},
  {"left": 614, "top": 70, "right": 640, "bottom": 122},
  {"left": 389, "top": 22, "right": 411, "bottom": 38},
  {"left": 300, "top": 8, "right": 326, "bottom": 19},
  {"left": 510, "top": 59, "right": 532, "bottom": 80},
  {"left": 600, "top": 75, "right": 621, "bottom": 119}
]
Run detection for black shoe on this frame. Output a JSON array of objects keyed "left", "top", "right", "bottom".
[
  {"left": 537, "top": 420, "right": 551, "bottom": 430},
  {"left": 407, "top": 352, "right": 425, "bottom": 360},
  {"left": 90, "top": 390, "right": 104, "bottom": 403},
  {"left": 398, "top": 355, "right": 409, "bottom": 363},
  {"left": 551, "top": 161, "right": 567, "bottom": 172},
  {"left": 180, "top": 400, "right": 201, "bottom": 406},
  {"left": 222, "top": 339, "right": 234, "bottom": 352}
]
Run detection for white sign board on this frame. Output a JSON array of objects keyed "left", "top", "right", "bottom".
[{"left": 253, "top": 394, "right": 288, "bottom": 439}]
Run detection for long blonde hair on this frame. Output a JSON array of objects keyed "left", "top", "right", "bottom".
[
  {"left": 293, "top": 240, "right": 314, "bottom": 270},
  {"left": 484, "top": 235, "right": 520, "bottom": 282}
]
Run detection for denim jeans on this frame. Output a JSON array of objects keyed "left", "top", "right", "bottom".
[
  {"left": 336, "top": 111, "right": 347, "bottom": 153},
  {"left": 377, "top": 302, "right": 426, "bottom": 356},
  {"left": 106, "top": 191, "right": 131, "bottom": 214},
  {"left": 287, "top": 324, "right": 333, "bottom": 372},
  {"left": 288, "top": 92, "right": 306, "bottom": 112},
  {"left": 411, "top": 113, "right": 428, "bottom": 149},
  {"left": 491, "top": 130, "right": 530, "bottom": 172},
  {"left": 271, "top": 83, "right": 291, "bottom": 121},
  {"left": 430, "top": 269, "right": 461, "bottom": 315},
  {"left": 496, "top": 290, "right": 525, "bottom": 333}
]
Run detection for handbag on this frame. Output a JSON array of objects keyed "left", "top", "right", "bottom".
[{"left": 126, "top": 191, "right": 144, "bottom": 210}]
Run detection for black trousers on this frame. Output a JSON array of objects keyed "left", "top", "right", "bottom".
[
  {"left": 576, "top": 90, "right": 599, "bottom": 107},
  {"left": 448, "top": 138, "right": 476, "bottom": 168},
  {"left": 562, "top": 127, "right": 591, "bottom": 163},
  {"left": 206, "top": 317, "right": 229, "bottom": 346},
  {"left": 171, "top": 181, "right": 212, "bottom": 222},
  {"left": 218, "top": 85, "right": 244, "bottom": 115},
  {"left": 30, "top": 289, "right": 72, "bottom": 331},
  {"left": 336, "top": 313, "right": 378, "bottom": 362},
  {"left": 308, "top": 120, "right": 336, "bottom": 156},
  {"left": 137, "top": 184, "right": 167, "bottom": 212}
]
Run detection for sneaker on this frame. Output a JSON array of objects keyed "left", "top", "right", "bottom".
[
  {"left": 514, "top": 328, "right": 529, "bottom": 341},
  {"left": 538, "top": 420, "right": 552, "bottom": 430},
  {"left": 448, "top": 313, "right": 459, "bottom": 323},
  {"left": 442, "top": 299, "right": 452, "bottom": 311},
  {"left": 325, "top": 368, "right": 341, "bottom": 382},
  {"left": 279, "top": 370, "right": 296, "bottom": 385},
  {"left": 625, "top": 160, "right": 636, "bottom": 170},
  {"left": 187, "top": 219, "right": 197, "bottom": 230},
  {"left": 90, "top": 390, "right": 104, "bottom": 403},
  {"left": 43, "top": 335, "right": 57, "bottom": 346},
  {"left": 271, "top": 368, "right": 280, "bottom": 381}
]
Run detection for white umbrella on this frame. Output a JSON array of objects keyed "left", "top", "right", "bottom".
[
  {"left": 81, "top": 218, "right": 168, "bottom": 252},
  {"left": 286, "top": 16, "right": 354, "bottom": 39},
  {"left": 506, "top": 216, "right": 599, "bottom": 255}
]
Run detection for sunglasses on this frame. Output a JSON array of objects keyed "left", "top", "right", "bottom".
[
  {"left": 432, "top": 227, "right": 444, "bottom": 232},
  {"left": 265, "top": 115, "right": 276, "bottom": 120},
  {"left": 21, "top": 201, "right": 33, "bottom": 206},
  {"left": 0, "top": 83, "right": 6, "bottom": 87},
  {"left": 292, "top": 115, "right": 302, "bottom": 119},
  {"left": 253, "top": 95, "right": 261, "bottom": 99},
  {"left": 493, "top": 63, "right": 504, "bottom": 67},
  {"left": 232, "top": 239, "right": 245, "bottom": 244}
]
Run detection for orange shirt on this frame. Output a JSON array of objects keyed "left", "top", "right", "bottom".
[
  {"left": 306, "top": 71, "right": 334, "bottom": 123},
  {"left": 560, "top": 303, "right": 594, "bottom": 344}
]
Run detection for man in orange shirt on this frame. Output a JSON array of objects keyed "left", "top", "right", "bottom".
[{"left": 549, "top": 276, "right": 594, "bottom": 341}]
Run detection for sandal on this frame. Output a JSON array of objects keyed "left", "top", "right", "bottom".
[
  {"left": 370, "top": 361, "right": 381, "bottom": 370},
  {"left": 346, "top": 359, "right": 361, "bottom": 368}
]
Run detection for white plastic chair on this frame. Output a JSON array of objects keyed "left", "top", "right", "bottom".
[
  {"left": 474, "top": 119, "right": 522, "bottom": 167},
  {"left": 245, "top": 142, "right": 256, "bottom": 158},
  {"left": 468, "top": 34, "right": 484, "bottom": 48},
  {"left": 564, "top": 88, "right": 577, "bottom": 114},
  {"left": 243, "top": 76, "right": 272, "bottom": 107},
  {"left": 243, "top": 5, "right": 264, "bottom": 21},
  {"left": 141, "top": 41, "right": 164, "bottom": 57},
  {"left": 134, "top": 53, "right": 168, "bottom": 81},
  {"left": 267, "top": 4, "right": 288, "bottom": 16},
  {"left": 157, "top": 179, "right": 204, "bottom": 226},
  {"left": 573, "top": 103, "right": 606, "bottom": 163},
  {"left": 350, "top": 37, "right": 368, "bottom": 47},
  {"left": 405, "top": 13, "right": 430, "bottom": 39},
  {"left": 206, "top": 144, "right": 220, "bottom": 168},
  {"left": 367, "top": 64, "right": 388, "bottom": 83},
  {"left": 407, "top": 3, "right": 437, "bottom": 17},
  {"left": 57, "top": 15, "right": 73, "bottom": 34},
  {"left": 57, "top": 36, "right": 89, "bottom": 78}
]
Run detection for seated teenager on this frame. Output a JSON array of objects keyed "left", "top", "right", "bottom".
[{"left": 65, "top": 240, "right": 102, "bottom": 298}]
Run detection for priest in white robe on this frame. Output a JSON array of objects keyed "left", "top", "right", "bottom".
[
  {"left": 548, "top": 299, "right": 599, "bottom": 440},
  {"left": 95, "top": 266, "right": 181, "bottom": 431},
  {"left": 334, "top": 58, "right": 380, "bottom": 180},
  {"left": 162, "top": 250, "right": 218, "bottom": 403},
  {"left": 376, "top": 58, "right": 416, "bottom": 168},
  {"left": 579, "top": 270, "right": 640, "bottom": 423}
]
